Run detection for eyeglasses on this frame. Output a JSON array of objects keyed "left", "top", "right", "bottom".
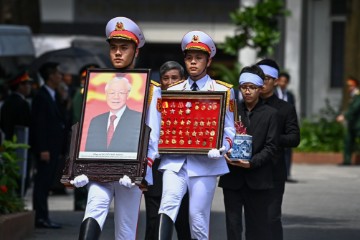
[{"left": 240, "top": 85, "right": 260, "bottom": 92}]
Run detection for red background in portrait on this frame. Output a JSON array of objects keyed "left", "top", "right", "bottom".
[{"left": 79, "top": 72, "right": 147, "bottom": 151}]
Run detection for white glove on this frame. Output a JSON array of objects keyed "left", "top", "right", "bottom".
[
  {"left": 119, "top": 175, "right": 135, "bottom": 188},
  {"left": 70, "top": 174, "right": 89, "bottom": 188},
  {"left": 208, "top": 146, "right": 226, "bottom": 159}
]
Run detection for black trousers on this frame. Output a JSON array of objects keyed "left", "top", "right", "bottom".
[
  {"left": 268, "top": 181, "right": 285, "bottom": 240},
  {"left": 32, "top": 154, "right": 59, "bottom": 221},
  {"left": 144, "top": 191, "right": 191, "bottom": 240},
  {"left": 223, "top": 185, "right": 271, "bottom": 240}
]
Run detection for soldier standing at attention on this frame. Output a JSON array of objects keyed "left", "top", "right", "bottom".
[
  {"left": 157, "top": 30, "right": 236, "bottom": 240},
  {"left": 71, "top": 17, "right": 161, "bottom": 240}
]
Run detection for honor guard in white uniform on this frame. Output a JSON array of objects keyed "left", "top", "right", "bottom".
[
  {"left": 71, "top": 17, "right": 161, "bottom": 240},
  {"left": 158, "top": 31, "right": 236, "bottom": 240}
]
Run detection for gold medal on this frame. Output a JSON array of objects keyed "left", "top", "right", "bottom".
[
  {"left": 192, "top": 131, "right": 197, "bottom": 137},
  {"left": 212, "top": 120, "right": 217, "bottom": 126},
  {"left": 200, "top": 121, "right": 205, "bottom": 126},
  {"left": 180, "top": 120, "right": 185, "bottom": 126},
  {"left": 198, "top": 131, "right": 203, "bottom": 136},
  {"left": 174, "top": 119, "right": 178, "bottom": 125},
  {"left": 179, "top": 139, "right": 185, "bottom": 145},
  {"left": 202, "top": 140, "right": 207, "bottom": 146},
  {"left": 194, "top": 121, "right": 199, "bottom": 127},
  {"left": 172, "top": 129, "right": 176, "bottom": 135},
  {"left": 185, "top": 130, "right": 190, "bottom": 136},
  {"left": 178, "top": 109, "right": 183, "bottom": 115},
  {"left": 186, "top": 109, "right": 191, "bottom": 115},
  {"left": 160, "top": 130, "right": 164, "bottom": 136},
  {"left": 186, "top": 120, "right": 191, "bottom": 125},
  {"left": 165, "top": 139, "right": 170, "bottom": 144},
  {"left": 159, "top": 139, "right": 163, "bottom": 144},
  {"left": 195, "top": 139, "right": 200, "bottom": 145},
  {"left": 166, "top": 119, "right": 171, "bottom": 126},
  {"left": 188, "top": 139, "right": 192, "bottom": 144},
  {"left": 179, "top": 130, "right": 183, "bottom": 136},
  {"left": 171, "top": 139, "right": 177, "bottom": 144},
  {"left": 166, "top": 129, "right": 171, "bottom": 135},
  {"left": 213, "top": 102, "right": 217, "bottom": 110},
  {"left": 210, "top": 130, "right": 215, "bottom": 136}
]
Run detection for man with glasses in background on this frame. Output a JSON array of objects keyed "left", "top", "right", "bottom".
[
  {"left": 257, "top": 59, "right": 300, "bottom": 240},
  {"left": 219, "top": 64, "right": 278, "bottom": 240}
]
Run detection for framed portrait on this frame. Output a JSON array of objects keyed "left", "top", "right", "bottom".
[
  {"left": 61, "top": 68, "right": 151, "bottom": 185},
  {"left": 159, "top": 91, "right": 227, "bottom": 154}
]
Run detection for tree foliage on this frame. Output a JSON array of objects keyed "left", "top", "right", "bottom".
[
  {"left": 219, "top": 0, "right": 290, "bottom": 57},
  {"left": 296, "top": 100, "right": 345, "bottom": 152}
]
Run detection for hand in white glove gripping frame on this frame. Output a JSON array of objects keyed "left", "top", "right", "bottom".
[
  {"left": 207, "top": 146, "right": 226, "bottom": 159},
  {"left": 70, "top": 174, "right": 89, "bottom": 188},
  {"left": 119, "top": 175, "right": 135, "bottom": 188}
]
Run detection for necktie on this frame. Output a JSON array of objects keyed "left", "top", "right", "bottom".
[
  {"left": 191, "top": 82, "right": 198, "bottom": 91},
  {"left": 107, "top": 115, "right": 117, "bottom": 148}
]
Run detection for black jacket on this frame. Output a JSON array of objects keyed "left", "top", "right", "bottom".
[
  {"left": 0, "top": 93, "right": 31, "bottom": 140},
  {"left": 219, "top": 101, "right": 278, "bottom": 190},
  {"left": 262, "top": 94, "right": 300, "bottom": 181},
  {"left": 85, "top": 108, "right": 141, "bottom": 152},
  {"left": 30, "top": 86, "right": 65, "bottom": 157}
]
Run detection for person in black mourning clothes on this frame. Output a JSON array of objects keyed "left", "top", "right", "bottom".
[
  {"left": 276, "top": 72, "right": 297, "bottom": 179},
  {"left": 219, "top": 64, "right": 278, "bottom": 240},
  {"left": 143, "top": 60, "right": 191, "bottom": 240},
  {"left": 257, "top": 59, "right": 300, "bottom": 240},
  {"left": 0, "top": 70, "right": 32, "bottom": 195},
  {"left": 31, "top": 62, "right": 65, "bottom": 229}
]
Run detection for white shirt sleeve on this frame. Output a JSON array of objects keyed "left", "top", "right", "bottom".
[{"left": 145, "top": 84, "right": 161, "bottom": 160}]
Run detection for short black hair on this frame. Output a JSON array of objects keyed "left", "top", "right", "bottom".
[
  {"left": 39, "top": 62, "right": 59, "bottom": 82},
  {"left": 279, "top": 72, "right": 291, "bottom": 82},
  {"left": 160, "top": 61, "right": 185, "bottom": 79},
  {"left": 256, "top": 58, "right": 280, "bottom": 72},
  {"left": 240, "top": 64, "right": 265, "bottom": 80}
]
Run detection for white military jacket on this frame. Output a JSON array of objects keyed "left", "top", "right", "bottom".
[
  {"left": 158, "top": 75, "right": 236, "bottom": 177},
  {"left": 146, "top": 81, "right": 161, "bottom": 161}
]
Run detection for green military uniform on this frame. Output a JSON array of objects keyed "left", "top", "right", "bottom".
[{"left": 344, "top": 94, "right": 360, "bottom": 164}]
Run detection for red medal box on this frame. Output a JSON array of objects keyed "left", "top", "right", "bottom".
[{"left": 159, "top": 91, "right": 227, "bottom": 154}]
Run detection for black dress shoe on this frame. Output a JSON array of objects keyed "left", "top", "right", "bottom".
[
  {"left": 286, "top": 178, "right": 298, "bottom": 183},
  {"left": 36, "top": 219, "right": 62, "bottom": 229}
]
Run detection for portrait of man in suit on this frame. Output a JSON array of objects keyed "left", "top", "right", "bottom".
[{"left": 84, "top": 76, "right": 141, "bottom": 154}]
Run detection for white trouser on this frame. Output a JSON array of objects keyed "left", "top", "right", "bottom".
[
  {"left": 83, "top": 181, "right": 142, "bottom": 240},
  {"left": 159, "top": 163, "right": 217, "bottom": 240}
]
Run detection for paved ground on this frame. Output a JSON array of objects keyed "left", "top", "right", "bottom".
[{"left": 23, "top": 164, "right": 360, "bottom": 240}]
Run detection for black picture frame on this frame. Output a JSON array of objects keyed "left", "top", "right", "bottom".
[{"left": 61, "top": 68, "right": 151, "bottom": 185}]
